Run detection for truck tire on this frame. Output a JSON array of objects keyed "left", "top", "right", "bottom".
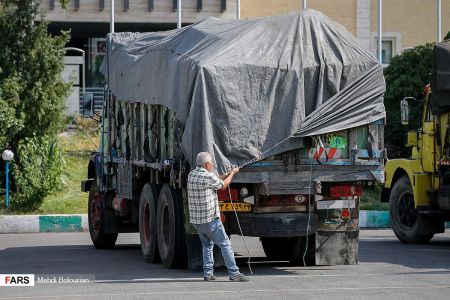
[
  {"left": 88, "top": 182, "right": 118, "bottom": 249},
  {"left": 389, "top": 176, "right": 434, "bottom": 243},
  {"left": 157, "top": 184, "right": 187, "bottom": 268},
  {"left": 139, "top": 183, "right": 160, "bottom": 263},
  {"left": 261, "top": 236, "right": 315, "bottom": 266}
]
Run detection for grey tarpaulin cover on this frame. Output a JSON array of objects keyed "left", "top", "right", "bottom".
[
  {"left": 431, "top": 41, "right": 450, "bottom": 114},
  {"left": 102, "top": 9, "right": 386, "bottom": 174}
]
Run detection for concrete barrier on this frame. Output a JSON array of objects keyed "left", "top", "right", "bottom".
[
  {"left": 0, "top": 214, "right": 87, "bottom": 233},
  {"left": 0, "top": 211, "right": 448, "bottom": 233}
]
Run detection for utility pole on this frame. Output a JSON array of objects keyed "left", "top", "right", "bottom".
[
  {"left": 303, "top": 0, "right": 307, "bottom": 9},
  {"left": 378, "top": 0, "right": 382, "bottom": 63},
  {"left": 237, "top": 0, "right": 241, "bottom": 19},
  {"left": 177, "top": 0, "right": 181, "bottom": 29},
  {"left": 437, "top": 0, "right": 442, "bottom": 42},
  {"left": 110, "top": 0, "right": 115, "bottom": 33}
]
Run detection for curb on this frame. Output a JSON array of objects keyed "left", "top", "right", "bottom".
[
  {"left": 0, "top": 212, "right": 448, "bottom": 233},
  {"left": 0, "top": 214, "right": 88, "bottom": 234}
]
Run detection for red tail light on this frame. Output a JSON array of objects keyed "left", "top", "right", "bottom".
[
  {"left": 218, "top": 189, "right": 238, "bottom": 201},
  {"left": 340, "top": 209, "right": 351, "bottom": 219},
  {"left": 330, "top": 185, "right": 362, "bottom": 197}
]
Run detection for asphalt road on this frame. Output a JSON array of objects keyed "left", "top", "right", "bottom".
[{"left": 0, "top": 229, "right": 450, "bottom": 300}]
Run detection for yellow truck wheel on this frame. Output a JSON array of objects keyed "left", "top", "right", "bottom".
[{"left": 389, "top": 176, "right": 434, "bottom": 243}]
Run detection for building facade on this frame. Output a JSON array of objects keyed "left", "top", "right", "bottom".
[
  {"left": 40, "top": 0, "right": 449, "bottom": 89},
  {"left": 241, "top": 0, "right": 450, "bottom": 65},
  {"left": 40, "top": 0, "right": 237, "bottom": 88}
]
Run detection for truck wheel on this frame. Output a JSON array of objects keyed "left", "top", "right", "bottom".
[
  {"left": 260, "top": 237, "right": 290, "bottom": 260},
  {"left": 389, "top": 176, "right": 434, "bottom": 243},
  {"left": 88, "top": 182, "right": 118, "bottom": 249},
  {"left": 157, "top": 184, "right": 187, "bottom": 268},
  {"left": 139, "top": 183, "right": 160, "bottom": 263}
]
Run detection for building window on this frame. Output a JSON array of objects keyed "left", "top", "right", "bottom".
[
  {"left": 381, "top": 40, "right": 393, "bottom": 64},
  {"left": 372, "top": 33, "right": 401, "bottom": 66},
  {"left": 374, "top": 39, "right": 394, "bottom": 65}
]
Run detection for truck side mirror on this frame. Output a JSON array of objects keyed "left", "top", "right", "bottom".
[
  {"left": 400, "top": 98, "right": 409, "bottom": 125},
  {"left": 82, "top": 93, "right": 94, "bottom": 118}
]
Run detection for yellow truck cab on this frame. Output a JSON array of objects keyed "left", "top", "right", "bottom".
[{"left": 382, "top": 41, "right": 450, "bottom": 243}]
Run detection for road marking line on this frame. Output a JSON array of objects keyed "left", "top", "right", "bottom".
[
  {"left": 93, "top": 273, "right": 379, "bottom": 283},
  {"left": 1, "top": 285, "right": 450, "bottom": 299}
]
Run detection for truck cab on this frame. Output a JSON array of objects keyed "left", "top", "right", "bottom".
[{"left": 382, "top": 41, "right": 450, "bottom": 243}]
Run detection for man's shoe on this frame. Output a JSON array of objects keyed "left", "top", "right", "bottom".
[
  {"left": 229, "top": 273, "right": 249, "bottom": 282},
  {"left": 203, "top": 275, "right": 217, "bottom": 281}
]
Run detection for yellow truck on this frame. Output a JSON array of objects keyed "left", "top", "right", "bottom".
[{"left": 382, "top": 41, "right": 450, "bottom": 243}]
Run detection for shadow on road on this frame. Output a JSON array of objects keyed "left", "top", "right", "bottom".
[
  {"left": 0, "top": 243, "right": 311, "bottom": 282},
  {"left": 3, "top": 230, "right": 450, "bottom": 283},
  {"left": 358, "top": 235, "right": 450, "bottom": 270}
]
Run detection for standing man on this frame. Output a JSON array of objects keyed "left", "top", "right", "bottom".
[{"left": 187, "top": 152, "right": 249, "bottom": 282}]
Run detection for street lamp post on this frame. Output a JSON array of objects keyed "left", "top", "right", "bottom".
[
  {"left": 378, "top": 0, "right": 383, "bottom": 63},
  {"left": 237, "top": 0, "right": 240, "bottom": 19},
  {"left": 2, "top": 150, "right": 14, "bottom": 208},
  {"left": 110, "top": 0, "right": 115, "bottom": 33},
  {"left": 437, "top": 0, "right": 442, "bottom": 42}
]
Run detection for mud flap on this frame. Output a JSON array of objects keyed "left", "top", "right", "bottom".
[
  {"left": 315, "top": 230, "right": 359, "bottom": 265},
  {"left": 185, "top": 234, "right": 225, "bottom": 270}
]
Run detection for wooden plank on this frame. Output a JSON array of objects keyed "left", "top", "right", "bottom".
[
  {"left": 168, "top": 110, "right": 175, "bottom": 159},
  {"left": 123, "top": 102, "right": 130, "bottom": 159},
  {"left": 147, "top": 105, "right": 157, "bottom": 162},
  {"left": 141, "top": 103, "right": 147, "bottom": 162},
  {"left": 159, "top": 105, "right": 166, "bottom": 163},
  {"left": 134, "top": 103, "right": 141, "bottom": 161}
]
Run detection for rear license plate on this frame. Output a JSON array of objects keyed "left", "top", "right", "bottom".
[{"left": 219, "top": 202, "right": 252, "bottom": 212}]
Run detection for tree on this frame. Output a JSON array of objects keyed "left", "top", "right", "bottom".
[
  {"left": 0, "top": 0, "right": 71, "bottom": 211},
  {"left": 383, "top": 44, "right": 434, "bottom": 158}
]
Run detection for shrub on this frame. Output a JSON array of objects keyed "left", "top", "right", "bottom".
[
  {"left": 11, "top": 137, "right": 66, "bottom": 212},
  {"left": 0, "top": 0, "right": 71, "bottom": 211}
]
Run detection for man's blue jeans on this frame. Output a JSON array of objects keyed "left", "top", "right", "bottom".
[{"left": 192, "top": 218, "right": 240, "bottom": 278}]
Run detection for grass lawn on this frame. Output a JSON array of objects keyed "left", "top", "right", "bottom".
[
  {"left": 38, "top": 154, "right": 89, "bottom": 214},
  {"left": 37, "top": 127, "right": 99, "bottom": 214},
  {"left": 0, "top": 120, "right": 99, "bottom": 215},
  {"left": 0, "top": 152, "right": 90, "bottom": 215}
]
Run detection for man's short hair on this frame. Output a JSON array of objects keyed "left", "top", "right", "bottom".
[{"left": 196, "top": 152, "right": 212, "bottom": 167}]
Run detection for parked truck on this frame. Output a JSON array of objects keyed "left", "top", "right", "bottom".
[
  {"left": 382, "top": 41, "right": 450, "bottom": 243},
  {"left": 81, "top": 10, "right": 386, "bottom": 268}
]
